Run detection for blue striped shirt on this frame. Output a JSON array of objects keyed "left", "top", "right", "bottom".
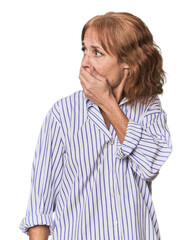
[{"left": 20, "top": 90, "right": 172, "bottom": 239}]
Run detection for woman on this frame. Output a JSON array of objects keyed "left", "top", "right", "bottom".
[{"left": 20, "top": 12, "right": 172, "bottom": 240}]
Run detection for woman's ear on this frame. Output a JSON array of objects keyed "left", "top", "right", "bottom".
[
  {"left": 123, "top": 64, "right": 129, "bottom": 70},
  {"left": 121, "top": 62, "right": 129, "bottom": 70}
]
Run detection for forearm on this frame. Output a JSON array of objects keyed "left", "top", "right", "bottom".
[
  {"left": 29, "top": 225, "right": 49, "bottom": 240},
  {"left": 102, "top": 96, "right": 129, "bottom": 144}
]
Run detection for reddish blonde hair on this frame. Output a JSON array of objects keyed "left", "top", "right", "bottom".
[{"left": 82, "top": 12, "right": 165, "bottom": 104}]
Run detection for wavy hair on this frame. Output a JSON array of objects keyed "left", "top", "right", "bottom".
[{"left": 81, "top": 12, "right": 165, "bottom": 104}]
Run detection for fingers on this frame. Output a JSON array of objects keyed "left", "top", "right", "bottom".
[
  {"left": 79, "top": 67, "right": 97, "bottom": 91},
  {"left": 79, "top": 71, "right": 87, "bottom": 91},
  {"left": 79, "top": 66, "right": 109, "bottom": 97},
  {"left": 79, "top": 67, "right": 92, "bottom": 85},
  {"left": 79, "top": 68, "right": 94, "bottom": 97},
  {"left": 80, "top": 67, "right": 106, "bottom": 82},
  {"left": 79, "top": 69, "right": 93, "bottom": 100}
]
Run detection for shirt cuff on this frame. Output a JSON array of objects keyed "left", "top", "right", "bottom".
[
  {"left": 116, "top": 120, "right": 142, "bottom": 158},
  {"left": 19, "top": 213, "right": 55, "bottom": 235}
]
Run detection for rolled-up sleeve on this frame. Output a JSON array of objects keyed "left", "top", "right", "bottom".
[
  {"left": 116, "top": 120, "right": 142, "bottom": 157},
  {"left": 20, "top": 105, "right": 64, "bottom": 235},
  {"left": 116, "top": 99, "right": 172, "bottom": 181}
]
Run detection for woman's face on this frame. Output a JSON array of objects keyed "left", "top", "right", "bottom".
[{"left": 81, "top": 28, "right": 127, "bottom": 90}]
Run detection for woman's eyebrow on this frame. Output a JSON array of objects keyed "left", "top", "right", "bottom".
[
  {"left": 91, "top": 45, "right": 103, "bottom": 51},
  {"left": 82, "top": 42, "right": 103, "bottom": 50}
]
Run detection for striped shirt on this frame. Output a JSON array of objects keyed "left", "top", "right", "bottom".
[{"left": 20, "top": 90, "right": 172, "bottom": 240}]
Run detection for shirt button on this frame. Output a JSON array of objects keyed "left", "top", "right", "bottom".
[
  {"left": 114, "top": 220, "right": 118, "bottom": 226},
  {"left": 111, "top": 192, "right": 115, "bottom": 198}
]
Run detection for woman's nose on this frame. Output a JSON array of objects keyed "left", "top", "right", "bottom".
[{"left": 81, "top": 54, "right": 92, "bottom": 70}]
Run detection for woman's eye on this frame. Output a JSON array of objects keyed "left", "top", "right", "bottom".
[
  {"left": 81, "top": 47, "right": 103, "bottom": 57},
  {"left": 81, "top": 47, "right": 86, "bottom": 54},
  {"left": 95, "top": 50, "right": 102, "bottom": 56}
]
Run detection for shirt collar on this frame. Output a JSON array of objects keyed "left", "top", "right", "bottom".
[
  {"left": 119, "top": 97, "right": 129, "bottom": 106},
  {"left": 83, "top": 91, "right": 129, "bottom": 110}
]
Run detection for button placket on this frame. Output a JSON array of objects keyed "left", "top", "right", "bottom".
[
  {"left": 114, "top": 174, "right": 123, "bottom": 238},
  {"left": 111, "top": 143, "right": 119, "bottom": 231}
]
